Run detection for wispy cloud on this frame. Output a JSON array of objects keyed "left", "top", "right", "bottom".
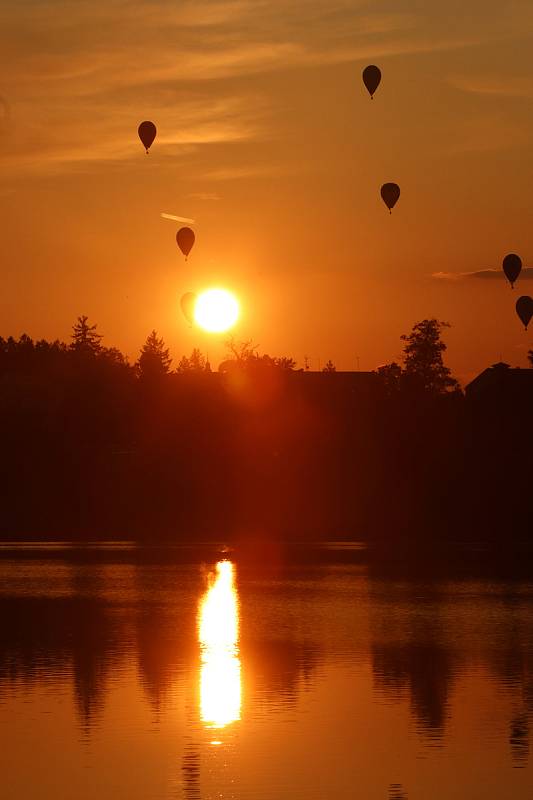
[
  {"left": 189, "top": 192, "right": 221, "bottom": 201},
  {"left": 2, "top": 5, "right": 471, "bottom": 94},
  {"left": 0, "top": 91, "right": 264, "bottom": 175},
  {"left": 433, "top": 268, "right": 533, "bottom": 281},
  {"left": 0, "top": 0, "right": 504, "bottom": 174},
  {"left": 201, "top": 163, "right": 282, "bottom": 181},
  {"left": 450, "top": 74, "right": 533, "bottom": 99}
]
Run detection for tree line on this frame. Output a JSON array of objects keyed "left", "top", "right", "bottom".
[
  {"left": 0, "top": 315, "right": 531, "bottom": 543},
  {"left": 0, "top": 315, "right": 482, "bottom": 391}
]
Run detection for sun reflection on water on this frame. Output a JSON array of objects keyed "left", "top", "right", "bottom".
[{"left": 198, "top": 561, "right": 241, "bottom": 729}]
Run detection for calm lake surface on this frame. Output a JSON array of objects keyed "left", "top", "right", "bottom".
[{"left": 1, "top": 543, "right": 533, "bottom": 799}]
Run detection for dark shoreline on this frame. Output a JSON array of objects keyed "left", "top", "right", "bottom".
[{"left": 2, "top": 538, "right": 533, "bottom": 581}]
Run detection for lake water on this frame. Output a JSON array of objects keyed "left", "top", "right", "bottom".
[{"left": 1, "top": 544, "right": 533, "bottom": 799}]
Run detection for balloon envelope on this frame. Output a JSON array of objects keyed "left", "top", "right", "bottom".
[
  {"left": 363, "top": 65, "right": 381, "bottom": 98},
  {"left": 381, "top": 182, "right": 400, "bottom": 212},
  {"left": 516, "top": 296, "right": 533, "bottom": 330},
  {"left": 138, "top": 121, "right": 156, "bottom": 153},
  {"left": 181, "top": 292, "right": 197, "bottom": 324},
  {"left": 176, "top": 227, "right": 195, "bottom": 258},
  {"left": 503, "top": 253, "right": 522, "bottom": 288}
]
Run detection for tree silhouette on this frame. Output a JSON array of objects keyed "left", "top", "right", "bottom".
[
  {"left": 322, "top": 360, "right": 336, "bottom": 372},
  {"left": 70, "top": 316, "right": 102, "bottom": 355},
  {"left": 176, "top": 348, "right": 210, "bottom": 374},
  {"left": 100, "top": 346, "right": 129, "bottom": 367},
  {"left": 221, "top": 338, "right": 295, "bottom": 371},
  {"left": 136, "top": 330, "right": 171, "bottom": 380},
  {"left": 376, "top": 361, "right": 402, "bottom": 393},
  {"left": 224, "top": 337, "right": 259, "bottom": 365},
  {"left": 401, "top": 319, "right": 458, "bottom": 394},
  {"left": 0, "top": 334, "right": 70, "bottom": 375},
  {"left": 273, "top": 356, "right": 296, "bottom": 370}
]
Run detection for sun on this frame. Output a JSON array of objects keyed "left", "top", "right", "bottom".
[{"left": 194, "top": 289, "right": 240, "bottom": 333}]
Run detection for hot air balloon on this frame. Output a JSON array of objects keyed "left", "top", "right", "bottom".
[
  {"left": 503, "top": 253, "right": 522, "bottom": 288},
  {"left": 363, "top": 65, "right": 381, "bottom": 99},
  {"left": 177, "top": 227, "right": 195, "bottom": 260},
  {"left": 516, "top": 296, "right": 533, "bottom": 330},
  {"left": 181, "top": 292, "right": 197, "bottom": 325},
  {"left": 138, "top": 121, "right": 156, "bottom": 153},
  {"left": 381, "top": 183, "right": 400, "bottom": 213}
]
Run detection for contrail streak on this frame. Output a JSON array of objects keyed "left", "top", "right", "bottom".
[{"left": 161, "top": 213, "right": 195, "bottom": 224}]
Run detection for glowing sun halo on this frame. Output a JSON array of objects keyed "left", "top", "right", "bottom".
[{"left": 195, "top": 289, "right": 239, "bottom": 333}]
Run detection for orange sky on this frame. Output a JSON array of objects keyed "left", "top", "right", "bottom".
[{"left": 2, "top": 0, "right": 533, "bottom": 383}]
